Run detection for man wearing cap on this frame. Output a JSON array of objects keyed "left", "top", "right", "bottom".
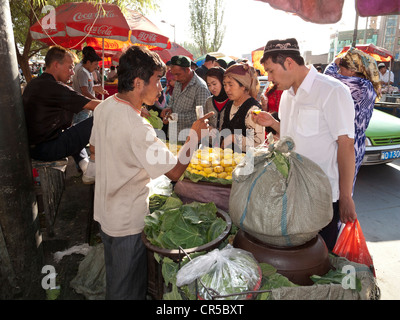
[
  {"left": 160, "top": 55, "right": 210, "bottom": 141},
  {"left": 378, "top": 62, "right": 394, "bottom": 90},
  {"left": 195, "top": 54, "right": 217, "bottom": 81},
  {"left": 252, "top": 38, "right": 357, "bottom": 251}
]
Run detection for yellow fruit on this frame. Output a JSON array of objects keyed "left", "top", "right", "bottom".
[
  {"left": 203, "top": 167, "right": 213, "bottom": 174},
  {"left": 217, "top": 172, "right": 228, "bottom": 179},
  {"left": 198, "top": 171, "right": 207, "bottom": 177},
  {"left": 200, "top": 160, "right": 211, "bottom": 168},
  {"left": 191, "top": 169, "right": 199, "bottom": 174},
  {"left": 207, "top": 172, "right": 218, "bottom": 178},
  {"left": 223, "top": 153, "right": 233, "bottom": 159},
  {"left": 226, "top": 175, "right": 232, "bottom": 180},
  {"left": 220, "top": 159, "right": 229, "bottom": 167},
  {"left": 195, "top": 164, "right": 203, "bottom": 171},
  {"left": 225, "top": 166, "right": 234, "bottom": 173},
  {"left": 213, "top": 165, "right": 224, "bottom": 173}
]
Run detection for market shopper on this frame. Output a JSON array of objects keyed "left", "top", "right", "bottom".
[
  {"left": 204, "top": 67, "right": 230, "bottom": 131},
  {"left": 160, "top": 55, "right": 210, "bottom": 142},
  {"left": 220, "top": 63, "right": 265, "bottom": 152},
  {"left": 195, "top": 54, "right": 217, "bottom": 81},
  {"left": 90, "top": 46, "right": 212, "bottom": 300},
  {"left": 23, "top": 45, "right": 101, "bottom": 173},
  {"left": 72, "top": 48, "right": 108, "bottom": 124},
  {"left": 253, "top": 38, "right": 357, "bottom": 251},
  {"left": 324, "top": 48, "right": 381, "bottom": 191}
]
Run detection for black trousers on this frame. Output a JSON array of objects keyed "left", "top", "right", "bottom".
[
  {"left": 319, "top": 201, "right": 341, "bottom": 251},
  {"left": 100, "top": 229, "right": 148, "bottom": 300},
  {"left": 30, "top": 117, "right": 93, "bottom": 165}
]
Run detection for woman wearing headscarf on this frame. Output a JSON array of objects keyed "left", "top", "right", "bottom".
[
  {"left": 221, "top": 63, "right": 265, "bottom": 152},
  {"left": 324, "top": 47, "right": 381, "bottom": 190},
  {"left": 204, "top": 67, "right": 229, "bottom": 131}
]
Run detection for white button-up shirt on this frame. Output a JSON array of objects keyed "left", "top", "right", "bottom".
[{"left": 279, "top": 66, "right": 355, "bottom": 201}]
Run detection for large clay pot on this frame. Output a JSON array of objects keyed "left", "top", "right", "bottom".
[{"left": 233, "top": 229, "right": 332, "bottom": 286}]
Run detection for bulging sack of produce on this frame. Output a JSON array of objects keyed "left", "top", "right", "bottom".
[
  {"left": 176, "top": 244, "right": 262, "bottom": 300},
  {"left": 229, "top": 136, "right": 333, "bottom": 247}
]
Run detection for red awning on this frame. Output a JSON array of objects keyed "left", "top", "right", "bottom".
[{"left": 255, "top": 0, "right": 400, "bottom": 24}]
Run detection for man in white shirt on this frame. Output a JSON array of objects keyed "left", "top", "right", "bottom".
[
  {"left": 378, "top": 62, "right": 394, "bottom": 89},
  {"left": 90, "top": 46, "right": 212, "bottom": 299},
  {"left": 252, "top": 38, "right": 357, "bottom": 251}
]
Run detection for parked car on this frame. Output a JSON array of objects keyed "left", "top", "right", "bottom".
[
  {"left": 362, "top": 109, "right": 400, "bottom": 165},
  {"left": 257, "top": 76, "right": 269, "bottom": 101}
]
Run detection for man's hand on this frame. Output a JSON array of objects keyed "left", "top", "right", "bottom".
[
  {"left": 189, "top": 111, "right": 214, "bottom": 142},
  {"left": 161, "top": 107, "right": 172, "bottom": 124},
  {"left": 337, "top": 135, "right": 357, "bottom": 223},
  {"left": 339, "top": 195, "right": 357, "bottom": 223},
  {"left": 252, "top": 110, "right": 280, "bottom": 134}
]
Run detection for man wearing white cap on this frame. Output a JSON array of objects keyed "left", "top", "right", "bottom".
[{"left": 378, "top": 62, "right": 394, "bottom": 90}]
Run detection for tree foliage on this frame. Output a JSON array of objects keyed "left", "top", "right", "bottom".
[
  {"left": 10, "top": 0, "right": 158, "bottom": 82},
  {"left": 189, "top": 0, "right": 226, "bottom": 56}
]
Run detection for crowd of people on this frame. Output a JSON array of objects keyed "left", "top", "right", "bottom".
[{"left": 22, "top": 37, "right": 385, "bottom": 299}]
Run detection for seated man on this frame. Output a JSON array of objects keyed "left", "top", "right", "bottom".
[
  {"left": 23, "top": 45, "right": 101, "bottom": 173},
  {"left": 107, "top": 65, "right": 118, "bottom": 82}
]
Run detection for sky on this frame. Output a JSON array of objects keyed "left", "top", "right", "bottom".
[{"left": 147, "top": 0, "right": 370, "bottom": 58}]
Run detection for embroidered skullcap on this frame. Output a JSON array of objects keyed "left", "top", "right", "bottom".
[{"left": 261, "top": 38, "right": 300, "bottom": 63}]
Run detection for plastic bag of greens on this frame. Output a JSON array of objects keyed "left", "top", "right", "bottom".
[{"left": 176, "top": 245, "right": 262, "bottom": 300}]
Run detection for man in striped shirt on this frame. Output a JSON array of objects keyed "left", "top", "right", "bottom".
[{"left": 161, "top": 55, "right": 210, "bottom": 142}]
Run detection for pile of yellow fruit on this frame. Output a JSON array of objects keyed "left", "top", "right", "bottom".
[
  {"left": 165, "top": 141, "right": 182, "bottom": 156},
  {"left": 186, "top": 147, "right": 245, "bottom": 181}
]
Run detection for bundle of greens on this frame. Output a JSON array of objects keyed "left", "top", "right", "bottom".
[
  {"left": 144, "top": 199, "right": 227, "bottom": 250},
  {"left": 146, "top": 109, "right": 163, "bottom": 129}
]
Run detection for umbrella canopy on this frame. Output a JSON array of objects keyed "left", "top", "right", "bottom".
[
  {"left": 337, "top": 44, "right": 394, "bottom": 62},
  {"left": 251, "top": 46, "right": 266, "bottom": 75},
  {"left": 255, "top": 0, "right": 400, "bottom": 24},
  {"left": 154, "top": 42, "right": 194, "bottom": 63},
  {"left": 30, "top": 2, "right": 130, "bottom": 49},
  {"left": 30, "top": 3, "right": 170, "bottom": 51},
  {"left": 194, "top": 52, "right": 228, "bottom": 66}
]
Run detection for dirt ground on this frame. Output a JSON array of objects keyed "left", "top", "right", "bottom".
[{"left": 40, "top": 156, "right": 100, "bottom": 300}]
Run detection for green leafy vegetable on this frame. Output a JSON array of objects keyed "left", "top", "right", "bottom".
[
  {"left": 146, "top": 109, "right": 163, "bottom": 129},
  {"left": 272, "top": 151, "right": 290, "bottom": 179},
  {"left": 310, "top": 269, "right": 362, "bottom": 292},
  {"left": 184, "top": 170, "right": 232, "bottom": 185},
  {"left": 144, "top": 199, "right": 227, "bottom": 249}
]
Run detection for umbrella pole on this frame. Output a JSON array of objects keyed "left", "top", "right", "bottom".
[
  {"left": 352, "top": 12, "right": 359, "bottom": 47},
  {"left": 102, "top": 38, "right": 105, "bottom": 100}
]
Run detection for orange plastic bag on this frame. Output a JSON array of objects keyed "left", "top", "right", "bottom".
[{"left": 332, "top": 219, "right": 375, "bottom": 277}]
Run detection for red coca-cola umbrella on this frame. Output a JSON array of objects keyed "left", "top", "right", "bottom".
[
  {"left": 30, "top": 3, "right": 170, "bottom": 51},
  {"left": 153, "top": 42, "right": 194, "bottom": 63},
  {"left": 30, "top": 2, "right": 130, "bottom": 50}
]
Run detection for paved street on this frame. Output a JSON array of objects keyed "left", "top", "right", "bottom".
[{"left": 353, "top": 158, "right": 400, "bottom": 300}]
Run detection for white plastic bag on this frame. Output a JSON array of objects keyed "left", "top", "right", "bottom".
[{"left": 176, "top": 245, "right": 262, "bottom": 300}]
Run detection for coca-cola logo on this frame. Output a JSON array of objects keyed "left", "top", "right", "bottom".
[
  {"left": 73, "top": 10, "right": 116, "bottom": 22},
  {"left": 137, "top": 32, "right": 157, "bottom": 42},
  {"left": 84, "top": 24, "right": 113, "bottom": 36}
]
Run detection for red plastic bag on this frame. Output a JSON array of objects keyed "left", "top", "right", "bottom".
[{"left": 333, "top": 219, "right": 376, "bottom": 277}]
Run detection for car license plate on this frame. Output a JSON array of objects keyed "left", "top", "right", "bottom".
[{"left": 381, "top": 150, "right": 400, "bottom": 160}]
